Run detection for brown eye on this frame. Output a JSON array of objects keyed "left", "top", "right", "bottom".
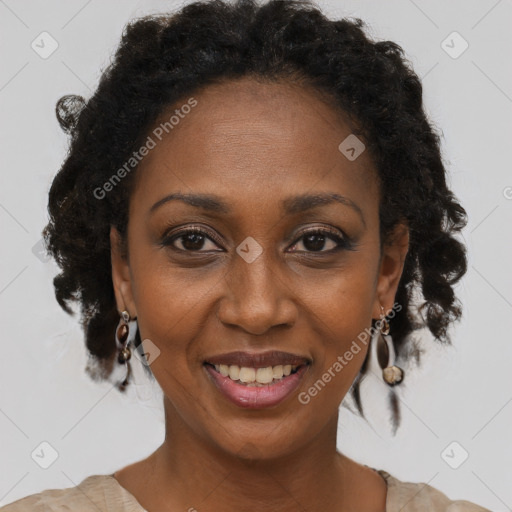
[
  {"left": 288, "top": 229, "right": 353, "bottom": 253},
  {"left": 163, "top": 227, "right": 223, "bottom": 252}
]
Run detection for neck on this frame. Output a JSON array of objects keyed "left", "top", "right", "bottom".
[{"left": 140, "top": 396, "right": 354, "bottom": 512}]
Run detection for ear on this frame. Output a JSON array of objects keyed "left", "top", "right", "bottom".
[
  {"left": 110, "top": 225, "right": 138, "bottom": 319},
  {"left": 371, "top": 222, "right": 409, "bottom": 319}
]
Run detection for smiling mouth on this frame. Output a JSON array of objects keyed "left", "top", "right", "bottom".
[
  {"left": 203, "top": 360, "right": 310, "bottom": 409},
  {"left": 203, "top": 362, "right": 307, "bottom": 387}
]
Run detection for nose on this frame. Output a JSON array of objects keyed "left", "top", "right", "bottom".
[{"left": 217, "top": 249, "right": 298, "bottom": 335}]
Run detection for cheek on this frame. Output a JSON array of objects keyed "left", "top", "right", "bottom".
[
  {"left": 302, "top": 263, "right": 377, "bottom": 400},
  {"left": 130, "top": 246, "right": 214, "bottom": 331},
  {"left": 306, "top": 257, "right": 377, "bottom": 330},
  {"left": 128, "top": 260, "right": 195, "bottom": 360}
]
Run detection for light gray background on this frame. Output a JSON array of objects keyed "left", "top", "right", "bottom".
[{"left": 0, "top": 0, "right": 511, "bottom": 509}]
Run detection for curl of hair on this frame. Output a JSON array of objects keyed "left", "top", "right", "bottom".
[{"left": 43, "top": 0, "right": 467, "bottom": 431}]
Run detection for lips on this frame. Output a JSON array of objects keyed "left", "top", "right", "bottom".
[
  {"left": 204, "top": 350, "right": 311, "bottom": 368},
  {"left": 204, "top": 360, "right": 310, "bottom": 408}
]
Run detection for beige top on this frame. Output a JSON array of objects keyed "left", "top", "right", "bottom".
[{"left": 1, "top": 468, "right": 491, "bottom": 511}]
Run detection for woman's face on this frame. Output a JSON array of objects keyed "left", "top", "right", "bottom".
[{"left": 112, "top": 77, "right": 408, "bottom": 459}]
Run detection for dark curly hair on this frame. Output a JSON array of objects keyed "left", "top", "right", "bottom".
[{"left": 43, "top": 0, "right": 467, "bottom": 433}]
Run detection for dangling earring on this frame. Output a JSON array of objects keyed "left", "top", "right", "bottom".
[
  {"left": 378, "top": 305, "right": 404, "bottom": 386},
  {"left": 115, "top": 310, "right": 137, "bottom": 391}
]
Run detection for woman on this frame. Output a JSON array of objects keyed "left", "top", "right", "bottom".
[{"left": 1, "top": 0, "right": 491, "bottom": 510}]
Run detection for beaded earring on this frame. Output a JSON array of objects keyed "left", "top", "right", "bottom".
[
  {"left": 377, "top": 305, "right": 404, "bottom": 386},
  {"left": 115, "top": 310, "right": 137, "bottom": 391}
]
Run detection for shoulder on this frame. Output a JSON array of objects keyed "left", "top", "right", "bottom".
[
  {"left": 0, "top": 474, "right": 143, "bottom": 512},
  {"left": 376, "top": 469, "right": 492, "bottom": 512}
]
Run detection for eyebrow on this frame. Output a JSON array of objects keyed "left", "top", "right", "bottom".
[{"left": 149, "top": 192, "right": 365, "bottom": 226}]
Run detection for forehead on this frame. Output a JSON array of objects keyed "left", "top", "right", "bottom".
[{"left": 133, "top": 76, "right": 378, "bottom": 211}]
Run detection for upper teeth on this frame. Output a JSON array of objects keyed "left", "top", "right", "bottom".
[{"left": 214, "top": 364, "right": 298, "bottom": 384}]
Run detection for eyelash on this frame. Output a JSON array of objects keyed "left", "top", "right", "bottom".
[{"left": 160, "top": 225, "right": 354, "bottom": 254}]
